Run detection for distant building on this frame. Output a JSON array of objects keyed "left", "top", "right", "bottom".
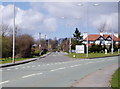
[{"left": 83, "top": 32, "right": 120, "bottom": 46}]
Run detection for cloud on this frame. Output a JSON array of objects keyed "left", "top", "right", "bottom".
[
  {"left": 0, "top": 4, "right": 57, "bottom": 34},
  {"left": 0, "top": 2, "right": 118, "bottom": 39},
  {"left": 93, "top": 13, "right": 118, "bottom": 32}
]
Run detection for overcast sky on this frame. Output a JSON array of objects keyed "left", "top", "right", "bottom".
[{"left": 0, "top": 2, "right": 118, "bottom": 39}]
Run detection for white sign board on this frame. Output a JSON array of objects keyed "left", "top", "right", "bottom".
[{"left": 75, "top": 45, "right": 84, "bottom": 53}]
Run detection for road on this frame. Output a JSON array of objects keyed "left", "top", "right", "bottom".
[{"left": 0, "top": 52, "right": 118, "bottom": 87}]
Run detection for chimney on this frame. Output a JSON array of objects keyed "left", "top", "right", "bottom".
[
  {"left": 100, "top": 32, "right": 104, "bottom": 36},
  {"left": 114, "top": 32, "right": 118, "bottom": 38},
  {"left": 83, "top": 32, "right": 88, "bottom": 39}
]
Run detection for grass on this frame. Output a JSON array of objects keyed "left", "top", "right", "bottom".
[
  {"left": 0, "top": 58, "right": 32, "bottom": 64},
  {"left": 111, "top": 68, "right": 120, "bottom": 89},
  {"left": 0, "top": 52, "right": 49, "bottom": 64},
  {"left": 67, "top": 52, "right": 119, "bottom": 59}
]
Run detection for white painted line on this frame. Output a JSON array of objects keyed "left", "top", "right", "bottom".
[
  {"left": 22, "top": 67, "right": 25, "bottom": 69},
  {"left": 0, "top": 70, "right": 3, "bottom": 72},
  {"left": 27, "top": 66, "right": 30, "bottom": 68},
  {"left": 7, "top": 69, "right": 11, "bottom": 70},
  {"left": 22, "top": 73, "right": 43, "bottom": 78},
  {"left": 36, "top": 73, "right": 43, "bottom": 75},
  {"left": 38, "top": 65, "right": 40, "bottom": 66},
  {"left": 85, "top": 62, "right": 94, "bottom": 64},
  {"left": 22, "top": 74, "right": 36, "bottom": 78},
  {"left": 58, "top": 63, "right": 61, "bottom": 64},
  {"left": 50, "top": 67, "right": 66, "bottom": 72},
  {"left": 0, "top": 80, "right": 10, "bottom": 85},
  {"left": 100, "top": 60, "right": 105, "bottom": 62},
  {"left": 32, "top": 66, "right": 35, "bottom": 67},
  {"left": 15, "top": 68, "right": 18, "bottom": 70},
  {"left": 70, "top": 64, "right": 81, "bottom": 68},
  {"left": 47, "top": 64, "right": 50, "bottom": 65}
]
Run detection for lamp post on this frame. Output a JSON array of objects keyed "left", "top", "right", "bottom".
[
  {"left": 61, "top": 17, "right": 72, "bottom": 53},
  {"left": 111, "top": 12, "right": 114, "bottom": 54},
  {"left": 12, "top": 2, "right": 15, "bottom": 63},
  {"left": 77, "top": 2, "right": 100, "bottom": 57}
]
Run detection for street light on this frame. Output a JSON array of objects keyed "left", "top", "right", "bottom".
[
  {"left": 77, "top": 3, "right": 100, "bottom": 57},
  {"left": 60, "top": 16, "right": 72, "bottom": 53},
  {"left": 12, "top": 2, "right": 15, "bottom": 63}
]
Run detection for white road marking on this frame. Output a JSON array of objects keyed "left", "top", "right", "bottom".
[
  {"left": 50, "top": 67, "right": 66, "bottom": 72},
  {"left": 58, "top": 63, "right": 61, "bottom": 64},
  {"left": 0, "top": 70, "right": 3, "bottom": 72},
  {"left": 47, "top": 64, "right": 50, "bottom": 66},
  {"left": 22, "top": 72, "right": 43, "bottom": 78},
  {"left": 32, "top": 66, "right": 35, "bottom": 67},
  {"left": 85, "top": 62, "right": 94, "bottom": 64},
  {"left": 0, "top": 80, "right": 10, "bottom": 85},
  {"left": 15, "top": 68, "right": 18, "bottom": 70},
  {"left": 27, "top": 66, "right": 30, "bottom": 68},
  {"left": 38, "top": 65, "right": 40, "bottom": 66},
  {"left": 7, "top": 69, "right": 11, "bottom": 70},
  {"left": 22, "top": 67, "right": 25, "bottom": 68},
  {"left": 100, "top": 60, "right": 105, "bottom": 62},
  {"left": 70, "top": 64, "right": 81, "bottom": 68}
]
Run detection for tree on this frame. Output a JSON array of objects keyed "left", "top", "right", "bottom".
[
  {"left": 60, "top": 38, "right": 69, "bottom": 52},
  {"left": 72, "top": 28, "right": 83, "bottom": 49},
  {"left": 15, "top": 34, "right": 34, "bottom": 58},
  {"left": 2, "top": 36, "right": 12, "bottom": 58},
  {"left": 97, "top": 22, "right": 106, "bottom": 33}
]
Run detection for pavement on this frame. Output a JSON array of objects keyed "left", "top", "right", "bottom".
[
  {"left": 71, "top": 64, "right": 118, "bottom": 87},
  {"left": 0, "top": 52, "right": 119, "bottom": 87},
  {"left": 0, "top": 52, "right": 51, "bottom": 68}
]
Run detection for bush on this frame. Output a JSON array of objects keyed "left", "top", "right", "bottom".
[{"left": 89, "top": 44, "right": 103, "bottom": 53}]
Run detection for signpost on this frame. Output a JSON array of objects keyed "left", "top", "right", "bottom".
[{"left": 75, "top": 45, "right": 85, "bottom": 53}]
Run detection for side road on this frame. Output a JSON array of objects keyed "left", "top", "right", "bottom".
[
  {"left": 0, "top": 52, "right": 51, "bottom": 68},
  {"left": 71, "top": 64, "right": 118, "bottom": 87}
]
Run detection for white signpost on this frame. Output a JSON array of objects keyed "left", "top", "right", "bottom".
[{"left": 75, "top": 45, "right": 85, "bottom": 53}]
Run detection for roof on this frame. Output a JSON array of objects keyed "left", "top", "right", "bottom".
[
  {"left": 103, "top": 34, "right": 120, "bottom": 41},
  {"left": 83, "top": 34, "right": 101, "bottom": 41},
  {"left": 83, "top": 34, "right": 120, "bottom": 41}
]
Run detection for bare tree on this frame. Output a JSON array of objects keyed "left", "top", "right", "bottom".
[
  {"left": 0, "top": 24, "right": 21, "bottom": 37},
  {"left": 98, "top": 22, "right": 107, "bottom": 33},
  {"left": 0, "top": 24, "right": 12, "bottom": 37}
]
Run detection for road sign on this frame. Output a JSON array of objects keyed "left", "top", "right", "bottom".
[{"left": 75, "top": 45, "right": 85, "bottom": 53}]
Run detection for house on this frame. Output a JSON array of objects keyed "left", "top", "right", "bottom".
[{"left": 83, "top": 32, "right": 120, "bottom": 46}]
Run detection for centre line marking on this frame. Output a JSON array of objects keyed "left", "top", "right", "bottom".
[
  {"left": 70, "top": 64, "right": 81, "bottom": 68},
  {"left": 7, "top": 69, "right": 11, "bottom": 70},
  {"left": 0, "top": 80, "right": 10, "bottom": 85},
  {"left": 50, "top": 67, "right": 66, "bottom": 72},
  {"left": 32, "top": 66, "right": 35, "bottom": 67},
  {"left": 22, "top": 72, "right": 43, "bottom": 78},
  {"left": 27, "top": 66, "right": 30, "bottom": 68},
  {"left": 15, "top": 68, "right": 18, "bottom": 69}
]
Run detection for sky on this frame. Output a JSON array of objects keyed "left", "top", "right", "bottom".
[{"left": 0, "top": 1, "right": 118, "bottom": 40}]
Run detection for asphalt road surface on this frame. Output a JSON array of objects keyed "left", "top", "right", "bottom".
[{"left": 0, "top": 52, "right": 118, "bottom": 87}]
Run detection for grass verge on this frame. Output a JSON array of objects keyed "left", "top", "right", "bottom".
[
  {"left": 67, "top": 52, "right": 119, "bottom": 59},
  {"left": 111, "top": 68, "right": 120, "bottom": 89},
  {"left": 0, "top": 58, "right": 32, "bottom": 64}
]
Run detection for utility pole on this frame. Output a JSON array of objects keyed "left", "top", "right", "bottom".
[{"left": 12, "top": 2, "right": 15, "bottom": 63}]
